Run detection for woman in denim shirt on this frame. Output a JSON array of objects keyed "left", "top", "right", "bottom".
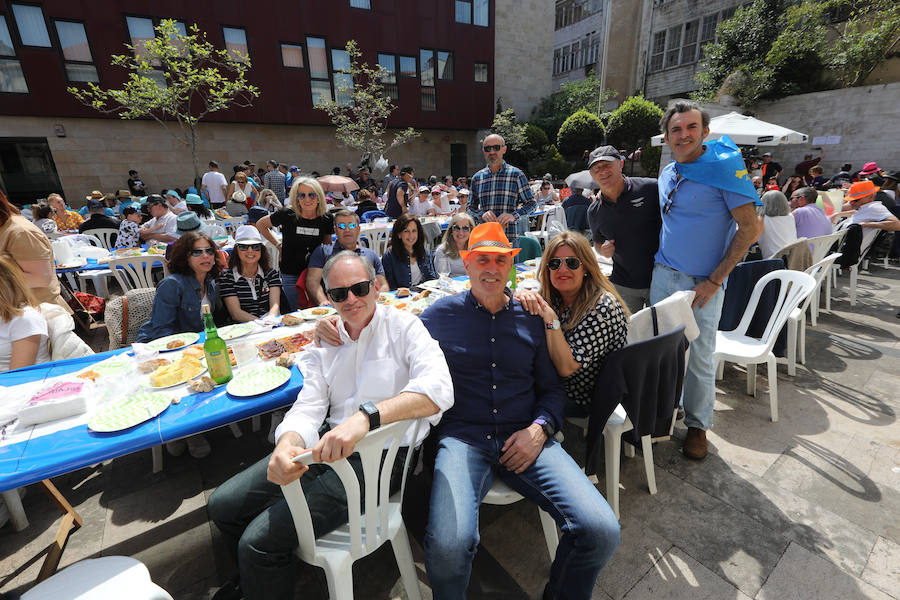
[
  {"left": 382, "top": 214, "right": 437, "bottom": 290},
  {"left": 137, "top": 232, "right": 221, "bottom": 342}
]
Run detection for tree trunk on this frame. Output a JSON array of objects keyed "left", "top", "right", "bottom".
[{"left": 190, "top": 126, "right": 201, "bottom": 189}]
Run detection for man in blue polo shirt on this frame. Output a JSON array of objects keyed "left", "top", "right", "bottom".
[
  {"left": 587, "top": 145, "right": 661, "bottom": 313},
  {"left": 306, "top": 209, "right": 388, "bottom": 304},
  {"left": 651, "top": 101, "right": 761, "bottom": 460}
]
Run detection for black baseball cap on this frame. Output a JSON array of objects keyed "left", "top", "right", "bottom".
[
  {"left": 146, "top": 194, "right": 166, "bottom": 206},
  {"left": 121, "top": 206, "right": 138, "bottom": 216},
  {"left": 587, "top": 146, "right": 622, "bottom": 168}
]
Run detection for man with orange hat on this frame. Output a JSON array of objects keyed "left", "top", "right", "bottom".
[
  {"left": 420, "top": 222, "right": 620, "bottom": 600},
  {"left": 831, "top": 180, "right": 900, "bottom": 267}
]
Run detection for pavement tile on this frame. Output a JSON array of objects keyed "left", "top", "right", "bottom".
[
  {"left": 861, "top": 536, "right": 900, "bottom": 598},
  {"left": 595, "top": 515, "right": 673, "bottom": 600},
  {"left": 757, "top": 541, "right": 893, "bottom": 600},
  {"left": 621, "top": 546, "right": 751, "bottom": 600}
]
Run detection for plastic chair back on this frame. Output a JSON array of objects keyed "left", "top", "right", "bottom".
[
  {"left": 807, "top": 231, "right": 845, "bottom": 263},
  {"left": 515, "top": 235, "right": 542, "bottom": 263},
  {"left": 730, "top": 270, "right": 816, "bottom": 348},
  {"left": 281, "top": 418, "right": 422, "bottom": 563},
  {"left": 21, "top": 556, "right": 173, "bottom": 600},
  {"left": 361, "top": 210, "right": 387, "bottom": 223},
  {"left": 108, "top": 256, "right": 160, "bottom": 291},
  {"left": 90, "top": 228, "right": 119, "bottom": 250},
  {"left": 204, "top": 224, "right": 228, "bottom": 240}
]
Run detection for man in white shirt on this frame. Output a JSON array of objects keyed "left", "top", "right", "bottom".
[
  {"left": 409, "top": 186, "right": 438, "bottom": 217},
  {"left": 139, "top": 195, "right": 178, "bottom": 243},
  {"left": 207, "top": 251, "right": 453, "bottom": 600},
  {"left": 202, "top": 161, "right": 228, "bottom": 209}
]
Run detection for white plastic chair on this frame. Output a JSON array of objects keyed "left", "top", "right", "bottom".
[
  {"left": 525, "top": 204, "right": 567, "bottom": 248},
  {"left": 481, "top": 478, "right": 559, "bottom": 558},
  {"left": 21, "top": 556, "right": 173, "bottom": 600},
  {"left": 88, "top": 227, "right": 119, "bottom": 250},
  {"left": 108, "top": 256, "right": 161, "bottom": 291},
  {"left": 360, "top": 228, "right": 390, "bottom": 256},
  {"left": 715, "top": 270, "right": 817, "bottom": 421},
  {"left": 281, "top": 419, "right": 423, "bottom": 600},
  {"left": 204, "top": 224, "right": 228, "bottom": 240},
  {"left": 831, "top": 226, "right": 881, "bottom": 306}
]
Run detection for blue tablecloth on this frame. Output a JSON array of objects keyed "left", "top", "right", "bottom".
[{"left": 0, "top": 345, "right": 302, "bottom": 492}]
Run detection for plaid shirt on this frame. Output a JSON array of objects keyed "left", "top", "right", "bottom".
[
  {"left": 467, "top": 162, "right": 535, "bottom": 242},
  {"left": 264, "top": 170, "right": 287, "bottom": 201}
]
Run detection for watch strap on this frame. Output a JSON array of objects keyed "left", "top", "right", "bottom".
[{"left": 359, "top": 402, "right": 380, "bottom": 430}]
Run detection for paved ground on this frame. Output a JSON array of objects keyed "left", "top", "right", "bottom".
[{"left": 1, "top": 265, "right": 898, "bottom": 599}]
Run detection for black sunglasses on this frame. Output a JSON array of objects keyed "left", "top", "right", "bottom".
[
  {"left": 190, "top": 247, "right": 216, "bottom": 257},
  {"left": 451, "top": 225, "right": 472, "bottom": 232},
  {"left": 482, "top": 144, "right": 503, "bottom": 152},
  {"left": 237, "top": 243, "right": 263, "bottom": 251},
  {"left": 296, "top": 192, "right": 317, "bottom": 199},
  {"left": 548, "top": 257, "right": 582, "bottom": 271},
  {"left": 327, "top": 280, "right": 373, "bottom": 303}
]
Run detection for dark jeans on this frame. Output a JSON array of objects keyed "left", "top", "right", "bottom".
[{"left": 207, "top": 448, "right": 407, "bottom": 600}]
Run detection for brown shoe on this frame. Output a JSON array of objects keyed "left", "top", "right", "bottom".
[{"left": 683, "top": 427, "right": 707, "bottom": 459}]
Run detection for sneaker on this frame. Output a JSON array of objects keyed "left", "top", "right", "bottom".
[
  {"left": 187, "top": 434, "right": 211, "bottom": 459},
  {"left": 166, "top": 439, "right": 186, "bottom": 457},
  {"left": 683, "top": 427, "right": 707, "bottom": 460}
]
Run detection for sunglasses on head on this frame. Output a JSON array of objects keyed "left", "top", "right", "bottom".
[
  {"left": 451, "top": 224, "right": 471, "bottom": 232},
  {"left": 327, "top": 280, "right": 373, "bottom": 303},
  {"left": 296, "top": 192, "right": 317, "bottom": 199},
  {"left": 483, "top": 144, "right": 503, "bottom": 152},
  {"left": 337, "top": 222, "right": 358, "bottom": 230},
  {"left": 190, "top": 247, "right": 216, "bottom": 257},
  {"left": 547, "top": 257, "right": 582, "bottom": 271},
  {"left": 237, "top": 243, "right": 263, "bottom": 251}
]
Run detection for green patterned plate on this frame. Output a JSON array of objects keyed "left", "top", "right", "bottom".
[
  {"left": 88, "top": 393, "right": 173, "bottom": 432},
  {"left": 226, "top": 365, "right": 292, "bottom": 397},
  {"left": 78, "top": 355, "right": 133, "bottom": 379},
  {"left": 218, "top": 322, "right": 254, "bottom": 341},
  {"left": 299, "top": 307, "right": 337, "bottom": 320},
  {"left": 146, "top": 332, "right": 200, "bottom": 352}
]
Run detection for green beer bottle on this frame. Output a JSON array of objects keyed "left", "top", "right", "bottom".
[{"left": 202, "top": 305, "right": 232, "bottom": 384}]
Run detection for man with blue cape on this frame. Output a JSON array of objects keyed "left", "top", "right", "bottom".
[{"left": 650, "top": 101, "right": 762, "bottom": 460}]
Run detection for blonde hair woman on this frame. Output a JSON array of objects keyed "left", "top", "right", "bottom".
[
  {"left": 0, "top": 256, "right": 50, "bottom": 372},
  {"left": 517, "top": 232, "right": 629, "bottom": 415},
  {"left": 255, "top": 177, "right": 332, "bottom": 311},
  {"left": 433, "top": 212, "right": 475, "bottom": 277}
]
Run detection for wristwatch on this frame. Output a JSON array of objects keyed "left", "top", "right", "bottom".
[
  {"left": 533, "top": 417, "right": 555, "bottom": 439},
  {"left": 545, "top": 319, "right": 561, "bottom": 330},
  {"left": 358, "top": 402, "right": 380, "bottom": 430}
]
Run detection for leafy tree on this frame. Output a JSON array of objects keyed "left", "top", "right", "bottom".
[
  {"left": 604, "top": 94, "right": 664, "bottom": 154},
  {"left": 316, "top": 41, "right": 419, "bottom": 169},
  {"left": 556, "top": 109, "right": 604, "bottom": 160},
  {"left": 639, "top": 145, "right": 663, "bottom": 177},
  {"left": 532, "top": 145, "right": 572, "bottom": 180},
  {"left": 68, "top": 19, "right": 260, "bottom": 185},
  {"left": 524, "top": 122, "right": 549, "bottom": 151},
  {"left": 530, "top": 75, "right": 616, "bottom": 141},
  {"left": 490, "top": 108, "right": 528, "bottom": 151}
]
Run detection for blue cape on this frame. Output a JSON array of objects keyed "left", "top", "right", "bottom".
[{"left": 673, "top": 135, "right": 760, "bottom": 205}]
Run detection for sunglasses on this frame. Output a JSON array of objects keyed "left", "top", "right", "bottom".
[
  {"left": 237, "top": 243, "right": 263, "bottom": 251},
  {"left": 548, "top": 257, "right": 582, "bottom": 271},
  {"left": 482, "top": 144, "right": 503, "bottom": 152},
  {"left": 431, "top": 192, "right": 441, "bottom": 195},
  {"left": 190, "top": 247, "right": 216, "bottom": 257},
  {"left": 296, "top": 192, "right": 317, "bottom": 199},
  {"left": 337, "top": 222, "right": 358, "bottom": 230},
  {"left": 327, "top": 280, "right": 373, "bottom": 303},
  {"left": 451, "top": 225, "right": 472, "bottom": 232}
]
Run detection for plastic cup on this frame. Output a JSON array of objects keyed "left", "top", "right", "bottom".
[{"left": 231, "top": 342, "right": 257, "bottom": 367}]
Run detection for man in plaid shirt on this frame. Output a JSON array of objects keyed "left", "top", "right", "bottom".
[{"left": 467, "top": 134, "right": 536, "bottom": 245}]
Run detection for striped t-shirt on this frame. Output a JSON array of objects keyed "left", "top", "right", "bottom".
[{"left": 217, "top": 267, "right": 282, "bottom": 317}]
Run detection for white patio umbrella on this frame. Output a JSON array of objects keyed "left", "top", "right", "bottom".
[{"left": 650, "top": 111, "right": 809, "bottom": 147}]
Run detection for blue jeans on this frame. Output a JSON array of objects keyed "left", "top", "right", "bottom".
[
  {"left": 424, "top": 436, "right": 620, "bottom": 600},
  {"left": 650, "top": 263, "right": 725, "bottom": 431},
  {"left": 280, "top": 273, "right": 300, "bottom": 313}
]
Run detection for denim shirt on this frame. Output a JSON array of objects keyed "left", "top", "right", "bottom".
[
  {"left": 136, "top": 273, "right": 217, "bottom": 342},
  {"left": 382, "top": 249, "right": 438, "bottom": 290},
  {"left": 420, "top": 291, "right": 565, "bottom": 452}
]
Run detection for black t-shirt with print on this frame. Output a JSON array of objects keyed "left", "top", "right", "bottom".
[{"left": 269, "top": 209, "right": 332, "bottom": 275}]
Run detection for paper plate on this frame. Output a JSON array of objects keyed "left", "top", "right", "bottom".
[
  {"left": 299, "top": 307, "right": 337, "bottom": 320},
  {"left": 148, "top": 360, "right": 207, "bottom": 389},
  {"left": 77, "top": 356, "right": 133, "bottom": 379},
  {"left": 218, "top": 322, "right": 254, "bottom": 341},
  {"left": 227, "top": 365, "right": 292, "bottom": 397},
  {"left": 88, "top": 393, "right": 173, "bottom": 432},
  {"left": 146, "top": 332, "right": 201, "bottom": 352}
]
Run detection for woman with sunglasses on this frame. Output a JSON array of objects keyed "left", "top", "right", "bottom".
[
  {"left": 256, "top": 178, "right": 332, "bottom": 311},
  {"left": 382, "top": 214, "right": 437, "bottom": 290},
  {"left": 218, "top": 226, "right": 281, "bottom": 322},
  {"left": 516, "top": 232, "right": 629, "bottom": 415},
  {"left": 535, "top": 181, "right": 559, "bottom": 205},
  {"left": 136, "top": 232, "right": 222, "bottom": 343},
  {"left": 433, "top": 213, "right": 475, "bottom": 277}
]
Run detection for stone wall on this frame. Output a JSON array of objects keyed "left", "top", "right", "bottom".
[
  {"left": 494, "top": 0, "right": 554, "bottom": 120},
  {"left": 0, "top": 117, "right": 480, "bottom": 207}
]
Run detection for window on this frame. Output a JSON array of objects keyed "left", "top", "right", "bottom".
[
  {"left": 419, "top": 49, "right": 435, "bottom": 111},
  {"left": 350, "top": 0, "right": 371, "bottom": 7},
  {"left": 125, "top": 16, "right": 155, "bottom": 61},
  {"left": 664, "top": 25, "right": 681, "bottom": 68},
  {"left": 54, "top": 21, "right": 98, "bottom": 82},
  {"left": 11, "top": 4, "right": 50, "bottom": 47},
  {"left": 590, "top": 34, "right": 601, "bottom": 64},
  {"left": 222, "top": 26, "right": 248, "bottom": 62},
  {"left": 378, "top": 53, "right": 398, "bottom": 101},
  {"left": 281, "top": 43, "right": 304, "bottom": 69},
  {"left": 552, "top": 48, "right": 561, "bottom": 75},
  {"left": 720, "top": 7, "right": 736, "bottom": 22},
  {"left": 699, "top": 13, "right": 718, "bottom": 58},
  {"left": 0, "top": 58, "right": 27, "bottom": 92},
  {"left": 306, "top": 36, "right": 331, "bottom": 105},
  {"left": 649, "top": 30, "right": 665, "bottom": 72},
  {"left": 421, "top": 88, "right": 436, "bottom": 111},
  {"left": 681, "top": 19, "right": 698, "bottom": 65},
  {"left": 562, "top": 45, "right": 570, "bottom": 72},
  {"left": 455, "top": 0, "right": 488, "bottom": 27},
  {"left": 399, "top": 55, "right": 416, "bottom": 78},
  {"left": 571, "top": 41, "right": 581, "bottom": 70},
  {"left": 1, "top": 15, "right": 15, "bottom": 56},
  {"left": 474, "top": 61, "right": 488, "bottom": 83},
  {"left": 437, "top": 50, "right": 453, "bottom": 80},
  {"left": 331, "top": 48, "right": 352, "bottom": 106},
  {"left": 580, "top": 38, "right": 589, "bottom": 66}
]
